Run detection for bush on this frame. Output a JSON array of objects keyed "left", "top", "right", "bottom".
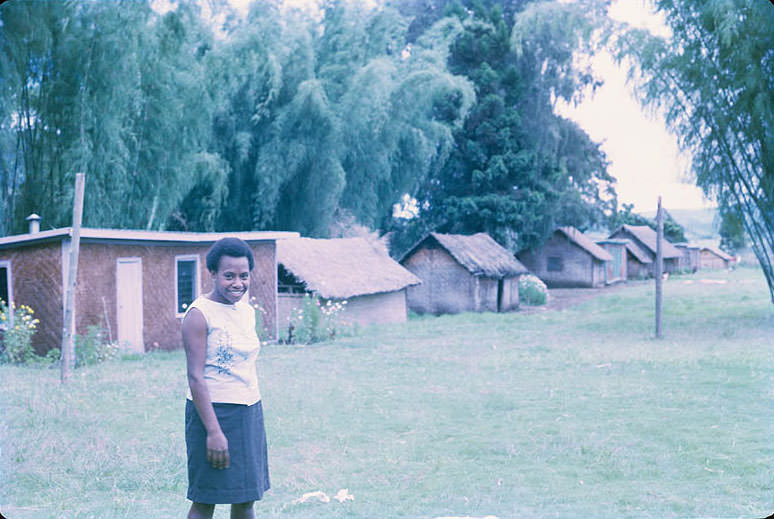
[
  {"left": 0, "top": 301, "right": 40, "bottom": 364},
  {"left": 249, "top": 297, "right": 270, "bottom": 341},
  {"left": 75, "top": 325, "right": 120, "bottom": 367},
  {"left": 283, "top": 295, "right": 349, "bottom": 344},
  {"left": 519, "top": 274, "right": 548, "bottom": 306}
]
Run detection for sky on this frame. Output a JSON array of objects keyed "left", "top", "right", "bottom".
[{"left": 557, "top": 0, "right": 714, "bottom": 213}]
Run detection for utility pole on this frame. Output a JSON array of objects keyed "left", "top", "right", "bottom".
[
  {"left": 61, "top": 173, "right": 86, "bottom": 383},
  {"left": 655, "top": 196, "right": 664, "bottom": 339}
]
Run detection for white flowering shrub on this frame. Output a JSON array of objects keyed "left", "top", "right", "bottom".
[
  {"left": 75, "top": 325, "right": 120, "bottom": 367},
  {"left": 284, "top": 295, "right": 349, "bottom": 344},
  {"left": 249, "top": 297, "right": 270, "bottom": 341},
  {"left": 519, "top": 274, "right": 548, "bottom": 306}
]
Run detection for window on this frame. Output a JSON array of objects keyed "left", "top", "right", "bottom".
[
  {"left": 0, "top": 261, "right": 11, "bottom": 328},
  {"left": 176, "top": 256, "right": 199, "bottom": 315},
  {"left": 547, "top": 256, "right": 563, "bottom": 272}
]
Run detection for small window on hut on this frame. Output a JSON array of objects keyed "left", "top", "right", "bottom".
[
  {"left": 176, "top": 256, "right": 199, "bottom": 316},
  {"left": 547, "top": 256, "right": 563, "bottom": 272},
  {"left": 0, "top": 261, "right": 11, "bottom": 328}
]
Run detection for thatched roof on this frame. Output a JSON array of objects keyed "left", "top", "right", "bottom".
[
  {"left": 556, "top": 227, "right": 613, "bottom": 262},
  {"left": 623, "top": 240, "right": 653, "bottom": 264},
  {"left": 614, "top": 225, "right": 681, "bottom": 259},
  {"left": 701, "top": 246, "right": 733, "bottom": 261},
  {"left": 402, "top": 232, "right": 529, "bottom": 278},
  {"left": 277, "top": 237, "right": 421, "bottom": 299}
]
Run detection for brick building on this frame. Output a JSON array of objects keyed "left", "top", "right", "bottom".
[{"left": 0, "top": 223, "right": 297, "bottom": 355}]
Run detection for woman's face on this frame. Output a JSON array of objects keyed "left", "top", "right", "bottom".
[{"left": 210, "top": 255, "right": 250, "bottom": 304}]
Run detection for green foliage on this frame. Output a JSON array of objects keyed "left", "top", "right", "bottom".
[
  {"left": 519, "top": 274, "right": 547, "bottom": 306},
  {"left": 391, "top": 0, "right": 616, "bottom": 254},
  {"left": 718, "top": 206, "right": 747, "bottom": 255},
  {"left": 74, "top": 325, "right": 120, "bottom": 368},
  {"left": 283, "top": 294, "right": 349, "bottom": 345},
  {"left": 616, "top": 0, "right": 774, "bottom": 300},
  {"left": 0, "top": 301, "right": 39, "bottom": 365}
]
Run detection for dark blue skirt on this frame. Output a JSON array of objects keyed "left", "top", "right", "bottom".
[{"left": 185, "top": 399, "right": 271, "bottom": 504}]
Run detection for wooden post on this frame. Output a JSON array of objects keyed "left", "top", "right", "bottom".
[
  {"left": 61, "top": 173, "right": 86, "bottom": 383},
  {"left": 655, "top": 196, "right": 664, "bottom": 339}
]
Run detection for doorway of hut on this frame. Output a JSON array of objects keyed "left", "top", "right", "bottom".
[{"left": 497, "top": 279, "right": 504, "bottom": 312}]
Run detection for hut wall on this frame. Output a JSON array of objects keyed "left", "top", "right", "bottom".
[
  {"left": 592, "top": 260, "right": 606, "bottom": 287},
  {"left": 499, "top": 276, "right": 520, "bottom": 312},
  {"left": 277, "top": 289, "right": 408, "bottom": 341},
  {"left": 600, "top": 243, "right": 626, "bottom": 283},
  {"left": 477, "top": 277, "right": 499, "bottom": 312},
  {"left": 0, "top": 242, "right": 64, "bottom": 355},
  {"left": 403, "top": 246, "right": 476, "bottom": 314},
  {"left": 700, "top": 251, "right": 728, "bottom": 270},
  {"left": 518, "top": 233, "right": 597, "bottom": 288},
  {"left": 341, "top": 290, "right": 408, "bottom": 327},
  {"left": 626, "top": 254, "right": 650, "bottom": 279}
]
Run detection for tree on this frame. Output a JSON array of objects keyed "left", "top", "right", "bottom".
[
  {"left": 609, "top": 203, "right": 686, "bottom": 244},
  {"left": 616, "top": 0, "right": 774, "bottom": 300},
  {"left": 389, "top": 0, "right": 615, "bottom": 255},
  {"left": 0, "top": 1, "right": 221, "bottom": 233}
]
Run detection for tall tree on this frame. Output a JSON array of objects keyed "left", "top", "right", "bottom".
[
  {"left": 616, "top": 0, "right": 774, "bottom": 300},
  {"left": 390, "top": 0, "right": 615, "bottom": 255}
]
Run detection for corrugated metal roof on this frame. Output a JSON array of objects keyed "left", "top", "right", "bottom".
[
  {"left": 0, "top": 227, "right": 299, "bottom": 248},
  {"left": 556, "top": 227, "right": 613, "bottom": 262},
  {"left": 277, "top": 237, "right": 421, "bottom": 299}
]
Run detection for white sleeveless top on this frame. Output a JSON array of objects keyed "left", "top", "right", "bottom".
[{"left": 185, "top": 296, "right": 262, "bottom": 405}]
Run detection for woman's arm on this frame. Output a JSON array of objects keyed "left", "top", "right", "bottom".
[{"left": 183, "top": 308, "right": 230, "bottom": 470}]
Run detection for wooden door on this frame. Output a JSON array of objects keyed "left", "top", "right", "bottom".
[{"left": 116, "top": 257, "right": 144, "bottom": 354}]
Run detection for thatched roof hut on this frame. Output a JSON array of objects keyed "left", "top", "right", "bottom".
[
  {"left": 517, "top": 226, "right": 612, "bottom": 288},
  {"left": 609, "top": 224, "right": 681, "bottom": 276},
  {"left": 399, "top": 232, "right": 528, "bottom": 314},
  {"left": 276, "top": 237, "right": 420, "bottom": 333},
  {"left": 675, "top": 243, "right": 701, "bottom": 273},
  {"left": 700, "top": 246, "right": 733, "bottom": 270}
]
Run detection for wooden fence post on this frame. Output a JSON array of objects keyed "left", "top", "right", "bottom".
[
  {"left": 61, "top": 173, "right": 86, "bottom": 383},
  {"left": 655, "top": 196, "right": 664, "bottom": 339}
]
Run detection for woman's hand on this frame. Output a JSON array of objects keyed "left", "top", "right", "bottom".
[{"left": 206, "top": 430, "right": 230, "bottom": 470}]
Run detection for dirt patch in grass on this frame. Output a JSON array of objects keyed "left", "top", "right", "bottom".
[{"left": 520, "top": 282, "right": 631, "bottom": 313}]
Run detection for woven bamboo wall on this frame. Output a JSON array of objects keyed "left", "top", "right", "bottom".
[{"left": 0, "top": 242, "right": 64, "bottom": 355}]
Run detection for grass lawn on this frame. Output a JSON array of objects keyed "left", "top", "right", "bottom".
[{"left": 1, "top": 267, "right": 773, "bottom": 519}]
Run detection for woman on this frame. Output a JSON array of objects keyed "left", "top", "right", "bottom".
[{"left": 183, "top": 237, "right": 270, "bottom": 519}]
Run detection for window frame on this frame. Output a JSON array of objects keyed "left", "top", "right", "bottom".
[
  {"left": 0, "top": 260, "right": 12, "bottom": 329},
  {"left": 547, "top": 256, "right": 563, "bottom": 272},
  {"left": 175, "top": 255, "right": 200, "bottom": 317}
]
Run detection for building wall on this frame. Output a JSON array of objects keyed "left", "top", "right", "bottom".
[
  {"left": 518, "top": 233, "right": 600, "bottom": 288},
  {"left": 277, "top": 289, "right": 409, "bottom": 341},
  {"left": 499, "top": 276, "right": 520, "bottom": 312},
  {"left": 0, "top": 241, "right": 64, "bottom": 355},
  {"left": 403, "top": 245, "right": 476, "bottom": 315},
  {"left": 0, "top": 239, "right": 277, "bottom": 356},
  {"left": 700, "top": 251, "right": 729, "bottom": 270}
]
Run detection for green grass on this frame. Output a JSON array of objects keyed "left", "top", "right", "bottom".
[{"left": 2, "top": 267, "right": 773, "bottom": 518}]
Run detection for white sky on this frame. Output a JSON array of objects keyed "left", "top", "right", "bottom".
[{"left": 558, "top": 0, "right": 714, "bottom": 213}]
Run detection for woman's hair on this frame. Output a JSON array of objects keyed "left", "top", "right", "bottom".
[{"left": 206, "top": 237, "right": 255, "bottom": 272}]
